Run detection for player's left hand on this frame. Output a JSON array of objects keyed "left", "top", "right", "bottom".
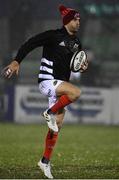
[
  {"left": 1, "top": 60, "right": 20, "bottom": 78},
  {"left": 80, "top": 59, "right": 88, "bottom": 72}
]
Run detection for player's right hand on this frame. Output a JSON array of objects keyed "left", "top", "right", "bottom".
[{"left": 1, "top": 60, "right": 20, "bottom": 78}]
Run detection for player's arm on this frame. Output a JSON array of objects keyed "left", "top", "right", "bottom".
[
  {"left": 2, "top": 30, "right": 54, "bottom": 78},
  {"left": 2, "top": 60, "right": 20, "bottom": 78}
]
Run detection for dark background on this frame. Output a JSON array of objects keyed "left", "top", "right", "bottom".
[{"left": 0, "top": 0, "right": 119, "bottom": 86}]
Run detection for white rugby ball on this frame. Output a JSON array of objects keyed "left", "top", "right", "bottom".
[{"left": 70, "top": 50, "right": 87, "bottom": 72}]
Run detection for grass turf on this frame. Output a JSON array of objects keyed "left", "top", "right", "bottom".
[{"left": 0, "top": 123, "right": 119, "bottom": 179}]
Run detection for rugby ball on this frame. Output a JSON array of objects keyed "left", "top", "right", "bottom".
[{"left": 70, "top": 50, "right": 87, "bottom": 72}]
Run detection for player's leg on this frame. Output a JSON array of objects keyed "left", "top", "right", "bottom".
[
  {"left": 38, "top": 108, "right": 65, "bottom": 178},
  {"left": 56, "top": 81, "right": 81, "bottom": 101},
  {"left": 40, "top": 80, "right": 66, "bottom": 132},
  {"left": 47, "top": 81, "right": 81, "bottom": 114},
  {"left": 41, "top": 80, "right": 81, "bottom": 131},
  {"left": 42, "top": 108, "right": 65, "bottom": 162},
  {"left": 56, "top": 108, "right": 66, "bottom": 130}
]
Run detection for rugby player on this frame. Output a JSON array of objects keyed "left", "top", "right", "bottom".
[{"left": 2, "top": 5, "right": 88, "bottom": 178}]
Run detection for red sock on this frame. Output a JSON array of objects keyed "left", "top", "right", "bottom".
[
  {"left": 49, "top": 95, "right": 72, "bottom": 114},
  {"left": 43, "top": 130, "right": 58, "bottom": 160}
]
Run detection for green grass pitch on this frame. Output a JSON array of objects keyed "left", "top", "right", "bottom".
[{"left": 0, "top": 123, "right": 119, "bottom": 179}]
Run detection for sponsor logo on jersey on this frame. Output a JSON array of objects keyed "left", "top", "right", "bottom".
[
  {"left": 59, "top": 41, "right": 65, "bottom": 46},
  {"left": 53, "top": 80, "right": 58, "bottom": 86},
  {"left": 48, "top": 89, "right": 51, "bottom": 96},
  {"left": 73, "top": 43, "right": 79, "bottom": 51}
]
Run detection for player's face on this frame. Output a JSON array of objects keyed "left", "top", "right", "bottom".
[{"left": 68, "top": 18, "right": 80, "bottom": 33}]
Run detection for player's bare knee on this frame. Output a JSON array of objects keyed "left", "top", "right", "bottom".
[
  {"left": 69, "top": 88, "right": 81, "bottom": 101},
  {"left": 75, "top": 88, "right": 81, "bottom": 99}
]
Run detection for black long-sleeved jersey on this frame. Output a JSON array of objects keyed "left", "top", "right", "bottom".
[{"left": 15, "top": 26, "right": 82, "bottom": 83}]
